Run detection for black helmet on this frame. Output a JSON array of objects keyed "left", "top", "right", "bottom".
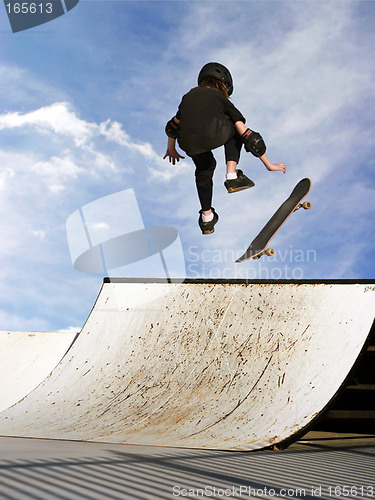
[{"left": 198, "top": 62, "right": 234, "bottom": 96}]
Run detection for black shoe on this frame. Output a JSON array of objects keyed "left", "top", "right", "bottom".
[
  {"left": 198, "top": 208, "right": 219, "bottom": 235},
  {"left": 224, "top": 169, "right": 255, "bottom": 193}
]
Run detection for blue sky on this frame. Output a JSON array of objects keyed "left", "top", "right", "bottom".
[{"left": 0, "top": 1, "right": 374, "bottom": 332}]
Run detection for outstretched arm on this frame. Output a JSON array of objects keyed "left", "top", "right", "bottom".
[
  {"left": 163, "top": 137, "right": 185, "bottom": 165},
  {"left": 259, "top": 153, "right": 286, "bottom": 173},
  {"left": 163, "top": 116, "right": 185, "bottom": 165},
  {"left": 234, "top": 121, "right": 286, "bottom": 173}
]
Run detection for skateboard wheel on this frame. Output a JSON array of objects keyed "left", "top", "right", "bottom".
[
  {"left": 252, "top": 254, "right": 261, "bottom": 260},
  {"left": 302, "top": 201, "right": 311, "bottom": 209},
  {"left": 265, "top": 248, "right": 275, "bottom": 257}
]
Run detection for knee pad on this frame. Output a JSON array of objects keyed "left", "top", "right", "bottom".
[
  {"left": 195, "top": 155, "right": 216, "bottom": 177},
  {"left": 195, "top": 157, "right": 216, "bottom": 179}
]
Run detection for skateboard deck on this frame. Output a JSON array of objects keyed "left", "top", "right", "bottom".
[{"left": 236, "top": 178, "right": 311, "bottom": 262}]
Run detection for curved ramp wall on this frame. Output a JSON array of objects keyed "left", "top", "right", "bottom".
[
  {"left": 0, "top": 330, "right": 77, "bottom": 413},
  {"left": 0, "top": 280, "right": 374, "bottom": 451}
]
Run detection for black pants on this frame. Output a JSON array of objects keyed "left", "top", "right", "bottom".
[{"left": 192, "top": 133, "right": 243, "bottom": 211}]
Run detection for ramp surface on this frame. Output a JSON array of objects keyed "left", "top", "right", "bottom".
[
  {"left": 0, "top": 280, "right": 374, "bottom": 450},
  {"left": 0, "top": 330, "right": 77, "bottom": 413}
]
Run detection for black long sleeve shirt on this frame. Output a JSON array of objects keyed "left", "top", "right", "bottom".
[{"left": 175, "top": 86, "right": 246, "bottom": 156}]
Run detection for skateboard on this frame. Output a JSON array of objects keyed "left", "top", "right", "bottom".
[{"left": 236, "top": 178, "right": 311, "bottom": 262}]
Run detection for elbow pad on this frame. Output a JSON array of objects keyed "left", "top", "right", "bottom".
[
  {"left": 165, "top": 118, "right": 180, "bottom": 139},
  {"left": 242, "top": 129, "right": 266, "bottom": 157}
]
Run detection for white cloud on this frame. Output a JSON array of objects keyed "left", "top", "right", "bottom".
[
  {"left": 0, "top": 102, "right": 94, "bottom": 147},
  {"left": 57, "top": 326, "right": 80, "bottom": 334},
  {"left": 0, "top": 101, "right": 178, "bottom": 195},
  {"left": 32, "top": 156, "right": 85, "bottom": 193},
  {"left": 0, "top": 102, "right": 163, "bottom": 162},
  {"left": 0, "top": 166, "right": 15, "bottom": 191},
  {"left": 31, "top": 230, "right": 46, "bottom": 240}
]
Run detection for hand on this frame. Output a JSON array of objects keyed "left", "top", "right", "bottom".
[
  {"left": 265, "top": 162, "right": 286, "bottom": 173},
  {"left": 163, "top": 148, "right": 185, "bottom": 165},
  {"left": 260, "top": 153, "right": 286, "bottom": 173}
]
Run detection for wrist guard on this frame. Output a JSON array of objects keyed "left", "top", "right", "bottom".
[
  {"left": 242, "top": 129, "right": 266, "bottom": 157},
  {"left": 165, "top": 118, "right": 180, "bottom": 139}
]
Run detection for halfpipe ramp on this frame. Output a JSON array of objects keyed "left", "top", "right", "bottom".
[{"left": 0, "top": 279, "right": 374, "bottom": 450}]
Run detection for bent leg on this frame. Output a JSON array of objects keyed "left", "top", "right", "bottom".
[
  {"left": 223, "top": 128, "right": 255, "bottom": 193},
  {"left": 224, "top": 132, "right": 243, "bottom": 175}
]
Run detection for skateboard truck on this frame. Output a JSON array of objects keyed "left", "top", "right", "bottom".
[
  {"left": 293, "top": 201, "right": 311, "bottom": 212},
  {"left": 252, "top": 248, "right": 275, "bottom": 260}
]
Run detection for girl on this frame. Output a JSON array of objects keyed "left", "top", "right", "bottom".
[{"left": 164, "top": 62, "right": 286, "bottom": 234}]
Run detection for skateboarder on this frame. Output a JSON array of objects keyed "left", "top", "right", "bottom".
[{"left": 163, "top": 62, "right": 286, "bottom": 234}]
